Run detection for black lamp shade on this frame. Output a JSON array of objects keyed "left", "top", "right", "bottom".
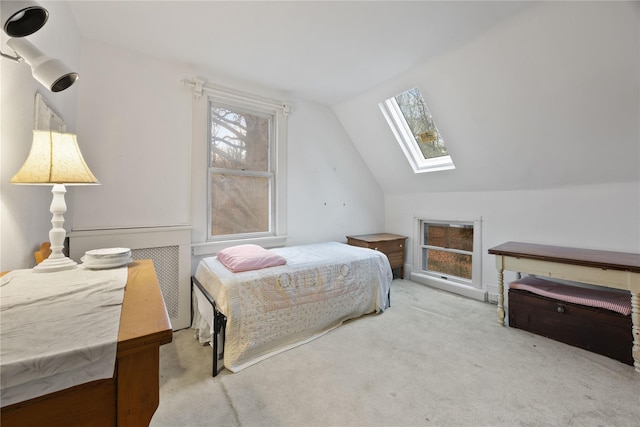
[
  {"left": 51, "top": 72, "right": 79, "bottom": 93},
  {"left": 3, "top": 1, "right": 49, "bottom": 37}
]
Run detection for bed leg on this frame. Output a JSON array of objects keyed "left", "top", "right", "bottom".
[
  {"left": 212, "top": 313, "right": 218, "bottom": 377},
  {"left": 212, "top": 309, "right": 227, "bottom": 377},
  {"left": 192, "top": 276, "right": 226, "bottom": 377}
]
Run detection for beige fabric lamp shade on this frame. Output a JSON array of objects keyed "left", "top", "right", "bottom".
[
  {"left": 11, "top": 130, "right": 98, "bottom": 272},
  {"left": 11, "top": 130, "right": 98, "bottom": 184}
]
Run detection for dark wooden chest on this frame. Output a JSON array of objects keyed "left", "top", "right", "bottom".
[{"left": 508, "top": 288, "right": 633, "bottom": 365}]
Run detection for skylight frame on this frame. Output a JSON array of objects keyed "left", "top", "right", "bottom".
[{"left": 379, "top": 90, "right": 455, "bottom": 174}]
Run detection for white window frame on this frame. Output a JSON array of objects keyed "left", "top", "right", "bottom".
[
  {"left": 411, "top": 217, "right": 486, "bottom": 301},
  {"left": 379, "top": 94, "right": 455, "bottom": 174},
  {"left": 187, "top": 79, "right": 288, "bottom": 256}
]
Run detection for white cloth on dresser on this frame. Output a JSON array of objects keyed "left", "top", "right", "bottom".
[{"left": 0, "top": 266, "right": 127, "bottom": 407}]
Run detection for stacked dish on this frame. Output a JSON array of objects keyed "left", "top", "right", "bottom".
[{"left": 81, "top": 247, "right": 132, "bottom": 269}]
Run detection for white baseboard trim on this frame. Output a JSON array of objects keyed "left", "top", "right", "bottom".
[
  {"left": 487, "top": 292, "right": 499, "bottom": 304},
  {"left": 410, "top": 272, "right": 487, "bottom": 302}
]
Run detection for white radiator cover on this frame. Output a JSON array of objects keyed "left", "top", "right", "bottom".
[{"left": 69, "top": 226, "right": 191, "bottom": 330}]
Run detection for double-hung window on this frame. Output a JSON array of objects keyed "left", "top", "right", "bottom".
[
  {"left": 189, "top": 79, "right": 288, "bottom": 255},
  {"left": 420, "top": 221, "right": 474, "bottom": 283},
  {"left": 208, "top": 102, "right": 273, "bottom": 239},
  {"left": 412, "top": 218, "right": 484, "bottom": 300}
]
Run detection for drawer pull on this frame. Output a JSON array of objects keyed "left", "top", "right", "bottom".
[{"left": 556, "top": 304, "right": 565, "bottom": 313}]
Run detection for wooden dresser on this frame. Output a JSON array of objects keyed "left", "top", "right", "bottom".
[
  {"left": 0, "top": 259, "right": 173, "bottom": 426},
  {"left": 347, "top": 233, "right": 407, "bottom": 279}
]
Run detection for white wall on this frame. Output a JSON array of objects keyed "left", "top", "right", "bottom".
[
  {"left": 72, "top": 40, "right": 192, "bottom": 229},
  {"left": 71, "top": 39, "right": 384, "bottom": 264},
  {"left": 335, "top": 1, "right": 639, "bottom": 194},
  {"left": 386, "top": 181, "right": 640, "bottom": 294},
  {"left": 286, "top": 98, "right": 385, "bottom": 246},
  {"left": 332, "top": 1, "right": 640, "bottom": 295},
  {"left": 1, "top": 2, "right": 81, "bottom": 271}
]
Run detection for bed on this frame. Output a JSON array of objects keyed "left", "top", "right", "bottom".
[{"left": 191, "top": 242, "right": 393, "bottom": 375}]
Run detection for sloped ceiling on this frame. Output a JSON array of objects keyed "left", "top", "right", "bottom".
[
  {"left": 334, "top": 1, "right": 640, "bottom": 193},
  {"left": 67, "top": 0, "right": 528, "bottom": 106},
  {"left": 67, "top": 1, "right": 639, "bottom": 193}
]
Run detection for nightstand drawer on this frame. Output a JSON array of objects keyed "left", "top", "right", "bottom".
[
  {"left": 374, "top": 240, "right": 404, "bottom": 254},
  {"left": 385, "top": 251, "right": 404, "bottom": 269}
]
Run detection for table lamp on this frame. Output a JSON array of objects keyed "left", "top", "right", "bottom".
[{"left": 11, "top": 130, "right": 99, "bottom": 272}]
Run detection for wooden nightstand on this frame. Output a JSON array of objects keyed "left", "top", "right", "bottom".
[{"left": 346, "top": 233, "right": 407, "bottom": 279}]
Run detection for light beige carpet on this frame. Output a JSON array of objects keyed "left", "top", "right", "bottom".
[{"left": 151, "top": 279, "right": 640, "bottom": 426}]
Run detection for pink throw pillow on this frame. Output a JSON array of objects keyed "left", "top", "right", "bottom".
[{"left": 216, "top": 244, "right": 286, "bottom": 273}]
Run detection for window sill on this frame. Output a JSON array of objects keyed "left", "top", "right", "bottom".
[
  {"left": 410, "top": 272, "right": 487, "bottom": 302},
  {"left": 413, "top": 156, "right": 455, "bottom": 174},
  {"left": 192, "top": 236, "right": 287, "bottom": 256}
]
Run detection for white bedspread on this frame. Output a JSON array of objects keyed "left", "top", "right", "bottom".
[
  {"left": 193, "top": 242, "right": 392, "bottom": 372},
  {"left": 0, "top": 266, "right": 127, "bottom": 407}
]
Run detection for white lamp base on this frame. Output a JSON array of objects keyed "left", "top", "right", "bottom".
[
  {"left": 34, "top": 256, "right": 77, "bottom": 272},
  {"left": 33, "top": 184, "right": 76, "bottom": 273}
]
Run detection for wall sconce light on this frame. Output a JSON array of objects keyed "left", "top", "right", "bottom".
[
  {"left": 3, "top": 1, "right": 49, "bottom": 37},
  {"left": 1, "top": 1, "right": 79, "bottom": 92},
  {"left": 3, "top": 38, "right": 78, "bottom": 92},
  {"left": 11, "top": 131, "right": 100, "bottom": 272}
]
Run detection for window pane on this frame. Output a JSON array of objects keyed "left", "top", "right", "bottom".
[
  {"left": 210, "top": 105, "right": 270, "bottom": 172},
  {"left": 424, "top": 224, "right": 473, "bottom": 251},
  {"left": 424, "top": 248, "right": 472, "bottom": 280},
  {"left": 394, "top": 88, "right": 448, "bottom": 160},
  {"left": 210, "top": 173, "right": 269, "bottom": 235}
]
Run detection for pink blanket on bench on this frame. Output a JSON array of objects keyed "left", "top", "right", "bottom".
[{"left": 509, "top": 276, "right": 632, "bottom": 316}]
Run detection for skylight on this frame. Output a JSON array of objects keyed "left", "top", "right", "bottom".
[{"left": 379, "top": 87, "right": 454, "bottom": 173}]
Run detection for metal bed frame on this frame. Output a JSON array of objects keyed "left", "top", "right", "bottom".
[{"left": 191, "top": 276, "right": 227, "bottom": 377}]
